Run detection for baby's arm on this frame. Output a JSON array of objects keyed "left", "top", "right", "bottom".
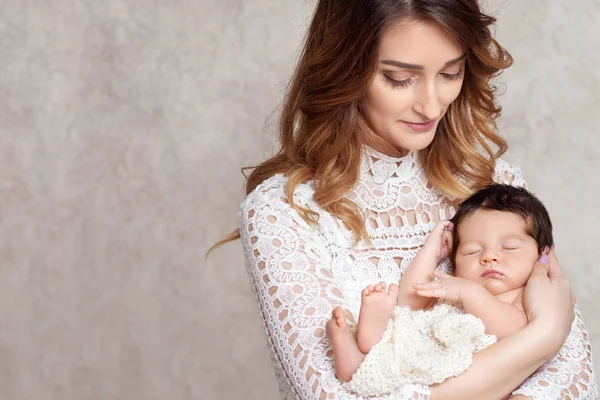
[
  {"left": 414, "top": 271, "right": 528, "bottom": 339},
  {"left": 397, "top": 221, "right": 453, "bottom": 310},
  {"left": 460, "top": 286, "right": 527, "bottom": 340}
]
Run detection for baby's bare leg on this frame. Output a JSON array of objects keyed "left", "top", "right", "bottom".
[
  {"left": 326, "top": 307, "right": 366, "bottom": 382},
  {"left": 356, "top": 282, "right": 398, "bottom": 354}
]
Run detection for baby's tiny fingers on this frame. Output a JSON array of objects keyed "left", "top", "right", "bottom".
[
  {"left": 432, "top": 270, "right": 451, "bottom": 279},
  {"left": 413, "top": 281, "right": 442, "bottom": 289},
  {"left": 416, "top": 288, "right": 443, "bottom": 298}
]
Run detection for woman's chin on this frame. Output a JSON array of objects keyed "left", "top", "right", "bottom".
[{"left": 389, "top": 135, "right": 435, "bottom": 152}]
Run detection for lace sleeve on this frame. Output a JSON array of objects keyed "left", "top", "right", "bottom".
[
  {"left": 511, "top": 306, "right": 598, "bottom": 399},
  {"left": 494, "top": 160, "right": 598, "bottom": 399},
  {"left": 239, "top": 177, "right": 431, "bottom": 400},
  {"left": 494, "top": 158, "right": 527, "bottom": 188}
]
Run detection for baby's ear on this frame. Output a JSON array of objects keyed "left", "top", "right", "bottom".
[{"left": 542, "top": 246, "right": 550, "bottom": 254}]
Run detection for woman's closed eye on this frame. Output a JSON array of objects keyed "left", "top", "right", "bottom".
[
  {"left": 440, "top": 66, "right": 464, "bottom": 81},
  {"left": 382, "top": 66, "right": 465, "bottom": 90},
  {"left": 382, "top": 75, "right": 415, "bottom": 89}
]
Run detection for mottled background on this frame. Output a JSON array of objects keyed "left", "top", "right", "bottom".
[{"left": 0, "top": 0, "right": 598, "bottom": 399}]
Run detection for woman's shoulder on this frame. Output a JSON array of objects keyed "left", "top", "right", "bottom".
[
  {"left": 493, "top": 158, "right": 526, "bottom": 187},
  {"left": 239, "top": 173, "right": 317, "bottom": 215}
]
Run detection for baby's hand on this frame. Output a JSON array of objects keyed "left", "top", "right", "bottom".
[
  {"left": 413, "top": 270, "right": 478, "bottom": 303},
  {"left": 420, "top": 220, "right": 453, "bottom": 264}
]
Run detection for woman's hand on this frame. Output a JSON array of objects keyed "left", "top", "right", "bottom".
[{"left": 522, "top": 247, "right": 575, "bottom": 353}]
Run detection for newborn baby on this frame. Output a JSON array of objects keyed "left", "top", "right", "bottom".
[{"left": 327, "top": 184, "right": 553, "bottom": 396}]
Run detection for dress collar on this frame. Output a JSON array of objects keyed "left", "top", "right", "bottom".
[{"left": 361, "top": 146, "right": 419, "bottom": 184}]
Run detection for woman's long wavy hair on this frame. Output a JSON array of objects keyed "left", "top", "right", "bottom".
[{"left": 210, "top": 0, "right": 512, "bottom": 252}]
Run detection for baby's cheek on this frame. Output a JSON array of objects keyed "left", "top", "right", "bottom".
[
  {"left": 518, "top": 254, "right": 539, "bottom": 275},
  {"left": 512, "top": 274, "right": 530, "bottom": 288},
  {"left": 453, "top": 264, "right": 466, "bottom": 278},
  {"left": 453, "top": 264, "right": 478, "bottom": 281},
  {"left": 511, "top": 260, "right": 534, "bottom": 286}
]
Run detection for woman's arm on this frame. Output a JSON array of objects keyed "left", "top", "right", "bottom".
[
  {"left": 240, "top": 180, "right": 431, "bottom": 399},
  {"left": 495, "top": 161, "right": 598, "bottom": 398},
  {"left": 431, "top": 251, "right": 576, "bottom": 400},
  {"left": 430, "top": 318, "right": 559, "bottom": 400},
  {"left": 509, "top": 304, "right": 598, "bottom": 399},
  {"left": 240, "top": 180, "right": 576, "bottom": 400}
]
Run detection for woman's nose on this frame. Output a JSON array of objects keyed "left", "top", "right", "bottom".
[{"left": 413, "top": 81, "right": 441, "bottom": 121}]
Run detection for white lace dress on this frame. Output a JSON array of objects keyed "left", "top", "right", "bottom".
[{"left": 239, "top": 147, "right": 598, "bottom": 400}]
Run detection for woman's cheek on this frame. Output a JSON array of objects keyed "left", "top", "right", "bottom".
[{"left": 442, "top": 83, "right": 463, "bottom": 106}]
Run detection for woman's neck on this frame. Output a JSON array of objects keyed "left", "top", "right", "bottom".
[
  {"left": 368, "top": 141, "right": 409, "bottom": 158},
  {"left": 360, "top": 128, "right": 409, "bottom": 158}
]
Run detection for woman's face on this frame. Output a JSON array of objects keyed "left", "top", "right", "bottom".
[{"left": 361, "top": 20, "right": 466, "bottom": 152}]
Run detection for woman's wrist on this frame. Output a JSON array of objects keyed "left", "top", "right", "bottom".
[
  {"left": 430, "top": 318, "right": 557, "bottom": 400},
  {"left": 522, "top": 318, "right": 565, "bottom": 361}
]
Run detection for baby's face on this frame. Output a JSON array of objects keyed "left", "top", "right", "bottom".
[{"left": 454, "top": 209, "right": 540, "bottom": 295}]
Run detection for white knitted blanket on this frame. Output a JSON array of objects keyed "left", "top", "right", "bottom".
[{"left": 346, "top": 303, "right": 496, "bottom": 397}]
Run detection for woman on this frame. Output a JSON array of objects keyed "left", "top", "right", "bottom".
[{"left": 214, "top": 0, "right": 597, "bottom": 398}]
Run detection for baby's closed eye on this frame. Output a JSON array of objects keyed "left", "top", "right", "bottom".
[{"left": 462, "top": 248, "right": 481, "bottom": 255}]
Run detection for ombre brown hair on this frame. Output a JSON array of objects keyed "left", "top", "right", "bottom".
[{"left": 211, "top": 0, "right": 513, "bottom": 252}]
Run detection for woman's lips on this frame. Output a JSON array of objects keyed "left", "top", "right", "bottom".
[
  {"left": 481, "top": 269, "right": 504, "bottom": 278},
  {"left": 403, "top": 119, "right": 436, "bottom": 132}
]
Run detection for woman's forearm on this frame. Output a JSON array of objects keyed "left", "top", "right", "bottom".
[{"left": 430, "top": 319, "right": 558, "bottom": 400}]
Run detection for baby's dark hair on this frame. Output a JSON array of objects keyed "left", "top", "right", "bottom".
[{"left": 449, "top": 184, "right": 553, "bottom": 264}]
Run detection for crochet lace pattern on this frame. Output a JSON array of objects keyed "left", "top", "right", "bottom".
[
  {"left": 240, "top": 147, "right": 597, "bottom": 399},
  {"left": 347, "top": 303, "right": 496, "bottom": 397}
]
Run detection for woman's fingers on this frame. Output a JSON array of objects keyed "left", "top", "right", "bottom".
[
  {"left": 522, "top": 246, "right": 575, "bottom": 347},
  {"left": 529, "top": 247, "right": 552, "bottom": 279},
  {"left": 547, "top": 247, "right": 566, "bottom": 280},
  {"left": 529, "top": 261, "right": 549, "bottom": 279},
  {"left": 546, "top": 247, "right": 573, "bottom": 299},
  {"left": 548, "top": 247, "right": 575, "bottom": 311}
]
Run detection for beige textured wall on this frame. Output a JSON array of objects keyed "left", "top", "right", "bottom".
[{"left": 0, "top": 1, "right": 597, "bottom": 399}]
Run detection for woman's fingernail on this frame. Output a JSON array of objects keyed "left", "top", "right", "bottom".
[{"left": 538, "top": 254, "right": 549, "bottom": 265}]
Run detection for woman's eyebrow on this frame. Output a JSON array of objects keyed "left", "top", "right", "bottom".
[{"left": 380, "top": 54, "right": 467, "bottom": 70}]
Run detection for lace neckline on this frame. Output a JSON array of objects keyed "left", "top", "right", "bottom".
[{"left": 362, "top": 146, "right": 419, "bottom": 184}]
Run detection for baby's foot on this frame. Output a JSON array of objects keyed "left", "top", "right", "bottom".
[
  {"left": 356, "top": 282, "right": 398, "bottom": 354},
  {"left": 326, "top": 307, "right": 365, "bottom": 382}
]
